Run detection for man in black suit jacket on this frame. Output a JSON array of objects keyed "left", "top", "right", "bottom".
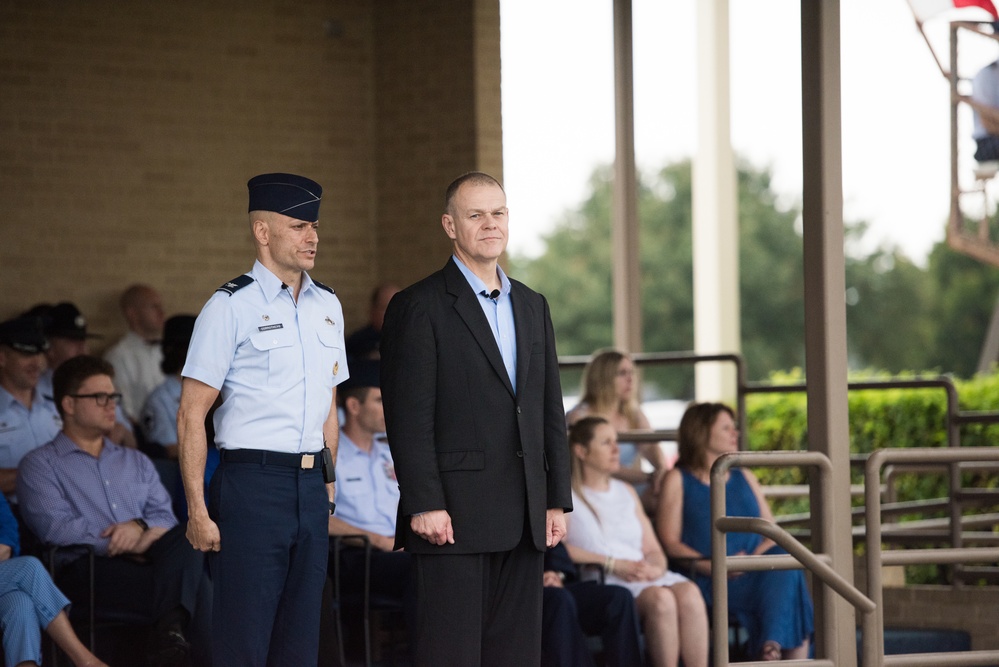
[{"left": 381, "top": 172, "right": 573, "bottom": 666}]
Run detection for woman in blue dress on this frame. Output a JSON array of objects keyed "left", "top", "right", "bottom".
[
  {"left": 0, "top": 493, "right": 108, "bottom": 667},
  {"left": 656, "top": 402, "right": 813, "bottom": 661}
]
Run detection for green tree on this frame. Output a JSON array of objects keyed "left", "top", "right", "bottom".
[
  {"left": 844, "top": 228, "right": 934, "bottom": 371},
  {"left": 923, "top": 242, "right": 999, "bottom": 376},
  {"left": 734, "top": 165, "right": 804, "bottom": 379},
  {"left": 511, "top": 167, "right": 618, "bottom": 356},
  {"left": 512, "top": 159, "right": 999, "bottom": 391},
  {"left": 512, "top": 161, "right": 807, "bottom": 395}
]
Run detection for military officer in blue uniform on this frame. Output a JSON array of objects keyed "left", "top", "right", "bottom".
[
  {"left": 177, "top": 173, "right": 348, "bottom": 666},
  {"left": 0, "top": 316, "right": 61, "bottom": 497}
]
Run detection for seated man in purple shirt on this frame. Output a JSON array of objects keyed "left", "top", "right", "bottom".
[{"left": 16, "top": 355, "right": 207, "bottom": 667}]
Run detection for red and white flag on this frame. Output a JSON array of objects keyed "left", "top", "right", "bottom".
[{"left": 909, "top": 0, "right": 999, "bottom": 22}]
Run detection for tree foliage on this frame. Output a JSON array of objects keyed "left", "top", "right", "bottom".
[
  {"left": 923, "top": 243, "right": 999, "bottom": 376},
  {"left": 512, "top": 161, "right": 804, "bottom": 394},
  {"left": 511, "top": 160, "right": 999, "bottom": 392},
  {"left": 844, "top": 230, "right": 934, "bottom": 372}
]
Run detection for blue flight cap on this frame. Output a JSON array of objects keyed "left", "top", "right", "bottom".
[
  {"left": 247, "top": 173, "right": 323, "bottom": 222},
  {"left": 46, "top": 302, "right": 101, "bottom": 340},
  {"left": 0, "top": 316, "right": 49, "bottom": 354},
  {"left": 162, "top": 314, "right": 196, "bottom": 351},
  {"left": 340, "top": 358, "right": 379, "bottom": 391}
]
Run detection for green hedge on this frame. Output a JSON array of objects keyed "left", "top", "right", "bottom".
[{"left": 743, "top": 368, "right": 999, "bottom": 584}]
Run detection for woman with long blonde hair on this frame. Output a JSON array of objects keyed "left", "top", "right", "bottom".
[
  {"left": 564, "top": 416, "right": 708, "bottom": 667},
  {"left": 566, "top": 349, "right": 667, "bottom": 512}
]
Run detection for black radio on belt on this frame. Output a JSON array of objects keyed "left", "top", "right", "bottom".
[{"left": 321, "top": 446, "right": 336, "bottom": 484}]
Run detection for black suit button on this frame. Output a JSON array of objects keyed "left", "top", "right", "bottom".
[
  {"left": 516, "top": 451, "right": 525, "bottom": 457},
  {"left": 516, "top": 406, "right": 522, "bottom": 414}
]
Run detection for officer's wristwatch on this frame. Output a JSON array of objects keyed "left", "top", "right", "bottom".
[{"left": 329, "top": 501, "right": 336, "bottom": 516}]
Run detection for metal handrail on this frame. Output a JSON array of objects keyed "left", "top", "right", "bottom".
[
  {"left": 568, "top": 353, "right": 999, "bottom": 582},
  {"left": 558, "top": 352, "right": 999, "bottom": 536},
  {"left": 558, "top": 351, "right": 749, "bottom": 448},
  {"left": 865, "top": 447, "right": 999, "bottom": 667},
  {"left": 708, "top": 449, "right": 999, "bottom": 666},
  {"left": 559, "top": 352, "right": 999, "bottom": 660},
  {"left": 743, "top": 376, "right": 962, "bottom": 448},
  {"left": 709, "top": 451, "right": 876, "bottom": 666}
]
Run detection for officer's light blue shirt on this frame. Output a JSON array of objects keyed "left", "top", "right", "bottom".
[
  {"left": 333, "top": 430, "right": 398, "bottom": 536},
  {"left": 182, "top": 260, "right": 348, "bottom": 453},
  {"left": 0, "top": 385, "right": 61, "bottom": 470},
  {"left": 452, "top": 256, "right": 517, "bottom": 390},
  {"left": 140, "top": 375, "right": 182, "bottom": 446}
]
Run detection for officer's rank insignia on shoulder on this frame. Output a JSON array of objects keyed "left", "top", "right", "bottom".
[
  {"left": 216, "top": 275, "right": 255, "bottom": 296},
  {"left": 313, "top": 280, "right": 335, "bottom": 295}
]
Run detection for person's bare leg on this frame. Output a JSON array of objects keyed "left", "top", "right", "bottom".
[
  {"left": 45, "top": 611, "right": 108, "bottom": 667},
  {"left": 761, "top": 640, "right": 782, "bottom": 660},
  {"left": 636, "top": 587, "right": 680, "bottom": 667},
  {"left": 671, "top": 582, "right": 709, "bottom": 667},
  {"left": 783, "top": 637, "right": 810, "bottom": 660}
]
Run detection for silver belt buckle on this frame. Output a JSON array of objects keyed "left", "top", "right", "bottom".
[{"left": 300, "top": 454, "right": 315, "bottom": 469}]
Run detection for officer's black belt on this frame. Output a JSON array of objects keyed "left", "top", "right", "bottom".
[{"left": 220, "top": 449, "right": 323, "bottom": 470}]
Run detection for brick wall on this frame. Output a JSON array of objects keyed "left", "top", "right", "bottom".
[
  {"left": 372, "top": 0, "right": 505, "bottom": 286},
  {"left": 0, "top": 0, "right": 503, "bottom": 346},
  {"left": 882, "top": 585, "right": 999, "bottom": 651},
  {"left": 853, "top": 556, "right": 999, "bottom": 652}
]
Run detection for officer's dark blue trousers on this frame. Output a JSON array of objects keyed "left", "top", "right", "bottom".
[
  {"left": 541, "top": 581, "right": 644, "bottom": 667},
  {"left": 208, "top": 458, "right": 328, "bottom": 666}
]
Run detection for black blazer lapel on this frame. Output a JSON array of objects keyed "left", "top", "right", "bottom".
[
  {"left": 511, "top": 282, "right": 535, "bottom": 398},
  {"left": 443, "top": 259, "right": 516, "bottom": 397}
]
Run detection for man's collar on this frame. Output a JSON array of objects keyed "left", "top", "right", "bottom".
[
  {"left": 340, "top": 426, "right": 380, "bottom": 455},
  {"left": 0, "top": 382, "right": 36, "bottom": 410},
  {"left": 451, "top": 255, "right": 511, "bottom": 298},
  {"left": 0, "top": 383, "right": 19, "bottom": 409},
  {"left": 251, "top": 260, "right": 317, "bottom": 303},
  {"left": 53, "top": 431, "right": 115, "bottom": 458}
]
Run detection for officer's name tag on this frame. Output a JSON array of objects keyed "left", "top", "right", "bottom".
[{"left": 258, "top": 323, "right": 284, "bottom": 332}]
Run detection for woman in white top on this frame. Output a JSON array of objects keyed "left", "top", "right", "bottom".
[
  {"left": 564, "top": 416, "right": 708, "bottom": 667},
  {"left": 566, "top": 349, "right": 668, "bottom": 514}
]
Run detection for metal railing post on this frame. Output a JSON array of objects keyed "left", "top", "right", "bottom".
[{"left": 710, "top": 451, "right": 874, "bottom": 666}]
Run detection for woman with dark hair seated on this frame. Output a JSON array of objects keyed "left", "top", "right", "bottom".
[{"left": 656, "top": 402, "right": 813, "bottom": 661}]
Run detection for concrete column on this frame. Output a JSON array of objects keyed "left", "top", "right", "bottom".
[
  {"left": 693, "top": 0, "right": 740, "bottom": 401},
  {"left": 800, "top": 1, "right": 857, "bottom": 663},
  {"left": 612, "top": 0, "right": 642, "bottom": 354}
]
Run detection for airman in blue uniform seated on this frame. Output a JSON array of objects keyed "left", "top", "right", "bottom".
[
  {"left": 0, "top": 316, "right": 61, "bottom": 498},
  {"left": 328, "top": 358, "right": 414, "bottom": 642}
]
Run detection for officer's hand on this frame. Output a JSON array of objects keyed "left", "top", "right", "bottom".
[
  {"left": 410, "top": 510, "right": 454, "bottom": 546},
  {"left": 187, "top": 513, "right": 221, "bottom": 552},
  {"left": 546, "top": 508, "right": 566, "bottom": 547}
]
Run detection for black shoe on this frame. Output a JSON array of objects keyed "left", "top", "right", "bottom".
[{"left": 147, "top": 628, "right": 190, "bottom": 667}]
